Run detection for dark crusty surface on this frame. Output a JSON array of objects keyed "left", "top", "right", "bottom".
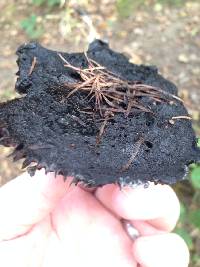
[{"left": 0, "top": 40, "right": 199, "bottom": 186}]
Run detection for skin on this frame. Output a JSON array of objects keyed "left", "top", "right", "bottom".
[{"left": 0, "top": 169, "right": 189, "bottom": 267}]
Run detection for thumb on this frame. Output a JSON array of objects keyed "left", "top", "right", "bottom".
[{"left": 0, "top": 169, "right": 69, "bottom": 241}]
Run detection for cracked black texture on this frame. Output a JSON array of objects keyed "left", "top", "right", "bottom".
[{"left": 0, "top": 40, "right": 199, "bottom": 186}]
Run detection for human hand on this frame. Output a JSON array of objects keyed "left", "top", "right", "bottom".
[{"left": 0, "top": 169, "right": 189, "bottom": 267}]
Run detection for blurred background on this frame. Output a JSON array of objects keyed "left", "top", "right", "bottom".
[{"left": 0, "top": 0, "right": 200, "bottom": 265}]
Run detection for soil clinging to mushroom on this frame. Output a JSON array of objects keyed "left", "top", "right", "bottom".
[{"left": 0, "top": 40, "right": 199, "bottom": 187}]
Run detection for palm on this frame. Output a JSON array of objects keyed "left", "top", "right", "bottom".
[{"left": 0, "top": 170, "right": 189, "bottom": 267}]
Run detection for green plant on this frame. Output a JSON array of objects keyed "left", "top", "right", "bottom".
[
  {"left": 189, "top": 209, "right": 200, "bottom": 229},
  {"left": 157, "top": 0, "right": 186, "bottom": 5},
  {"left": 174, "top": 136, "right": 200, "bottom": 265},
  {"left": 116, "top": 0, "right": 187, "bottom": 17},
  {"left": 174, "top": 202, "right": 193, "bottom": 248},
  {"left": 32, "top": 0, "right": 61, "bottom": 6},
  {"left": 175, "top": 227, "right": 193, "bottom": 249},
  {"left": 32, "top": 0, "right": 45, "bottom": 5},
  {"left": 197, "top": 137, "right": 200, "bottom": 148},
  {"left": 175, "top": 140, "right": 200, "bottom": 266},
  {"left": 116, "top": 0, "right": 145, "bottom": 18},
  {"left": 191, "top": 165, "right": 200, "bottom": 189},
  {"left": 20, "top": 14, "right": 44, "bottom": 39}
]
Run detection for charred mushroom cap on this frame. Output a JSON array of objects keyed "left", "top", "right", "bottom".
[{"left": 0, "top": 40, "right": 199, "bottom": 186}]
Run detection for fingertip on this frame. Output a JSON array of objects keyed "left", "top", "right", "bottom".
[
  {"left": 146, "top": 185, "right": 180, "bottom": 232},
  {"left": 96, "top": 183, "right": 180, "bottom": 231},
  {"left": 133, "top": 233, "right": 190, "bottom": 267}
]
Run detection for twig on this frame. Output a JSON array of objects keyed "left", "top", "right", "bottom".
[
  {"left": 121, "top": 137, "right": 144, "bottom": 172},
  {"left": 28, "top": 57, "right": 37, "bottom": 76},
  {"left": 96, "top": 112, "right": 113, "bottom": 145},
  {"left": 169, "top": 115, "right": 192, "bottom": 124},
  {"left": 58, "top": 52, "right": 182, "bottom": 119},
  {"left": 171, "top": 116, "right": 192, "bottom": 120},
  {"left": 71, "top": 115, "right": 87, "bottom": 127},
  {"left": 58, "top": 52, "right": 184, "bottom": 142}
]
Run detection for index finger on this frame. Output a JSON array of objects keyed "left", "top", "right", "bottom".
[{"left": 95, "top": 183, "right": 180, "bottom": 232}]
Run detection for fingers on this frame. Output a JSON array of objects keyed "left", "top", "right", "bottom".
[
  {"left": 51, "top": 186, "right": 137, "bottom": 267},
  {"left": 0, "top": 169, "right": 69, "bottom": 241},
  {"left": 131, "top": 220, "right": 164, "bottom": 236},
  {"left": 95, "top": 183, "right": 180, "bottom": 232},
  {"left": 133, "top": 233, "right": 190, "bottom": 267}
]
